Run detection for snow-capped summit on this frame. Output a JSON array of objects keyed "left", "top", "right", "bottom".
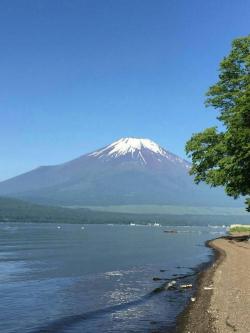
[
  {"left": 105, "top": 137, "right": 167, "bottom": 156},
  {"left": 89, "top": 137, "right": 166, "bottom": 158},
  {"left": 88, "top": 137, "right": 189, "bottom": 167}
]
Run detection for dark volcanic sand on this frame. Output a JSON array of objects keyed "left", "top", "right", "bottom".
[{"left": 175, "top": 237, "right": 250, "bottom": 333}]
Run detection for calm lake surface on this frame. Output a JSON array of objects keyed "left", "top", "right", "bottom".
[{"left": 0, "top": 223, "right": 226, "bottom": 333}]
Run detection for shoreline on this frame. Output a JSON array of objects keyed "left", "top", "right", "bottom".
[
  {"left": 174, "top": 238, "right": 224, "bottom": 333},
  {"left": 175, "top": 235, "right": 250, "bottom": 333}
]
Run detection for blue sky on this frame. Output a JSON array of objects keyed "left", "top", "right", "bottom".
[{"left": 0, "top": 0, "right": 249, "bottom": 181}]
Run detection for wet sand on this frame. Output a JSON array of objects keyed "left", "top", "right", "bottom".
[{"left": 176, "top": 237, "right": 250, "bottom": 333}]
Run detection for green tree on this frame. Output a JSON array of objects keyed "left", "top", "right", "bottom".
[{"left": 186, "top": 36, "right": 250, "bottom": 211}]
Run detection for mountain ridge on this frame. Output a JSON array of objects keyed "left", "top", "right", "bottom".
[{"left": 0, "top": 137, "right": 241, "bottom": 207}]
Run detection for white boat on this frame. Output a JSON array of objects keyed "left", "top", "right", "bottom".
[
  {"left": 153, "top": 223, "right": 161, "bottom": 227},
  {"left": 130, "top": 223, "right": 136, "bottom": 226}
]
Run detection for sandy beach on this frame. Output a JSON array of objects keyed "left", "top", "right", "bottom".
[{"left": 176, "top": 237, "right": 250, "bottom": 333}]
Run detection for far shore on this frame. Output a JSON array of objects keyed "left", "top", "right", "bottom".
[{"left": 176, "top": 235, "right": 250, "bottom": 333}]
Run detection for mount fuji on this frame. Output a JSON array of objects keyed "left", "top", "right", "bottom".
[{"left": 0, "top": 137, "right": 239, "bottom": 207}]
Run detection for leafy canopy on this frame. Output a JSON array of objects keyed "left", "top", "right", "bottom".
[{"left": 186, "top": 36, "right": 250, "bottom": 211}]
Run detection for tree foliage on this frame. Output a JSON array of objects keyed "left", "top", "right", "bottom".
[{"left": 186, "top": 36, "right": 250, "bottom": 211}]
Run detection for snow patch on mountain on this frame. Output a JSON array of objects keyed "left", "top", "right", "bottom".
[
  {"left": 89, "top": 138, "right": 166, "bottom": 159},
  {"left": 88, "top": 137, "right": 190, "bottom": 168}
]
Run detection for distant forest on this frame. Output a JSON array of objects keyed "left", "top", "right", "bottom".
[{"left": 0, "top": 196, "right": 249, "bottom": 226}]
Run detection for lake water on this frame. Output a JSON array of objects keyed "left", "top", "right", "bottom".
[{"left": 0, "top": 223, "right": 226, "bottom": 333}]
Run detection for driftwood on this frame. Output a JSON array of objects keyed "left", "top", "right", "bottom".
[
  {"left": 180, "top": 284, "right": 193, "bottom": 289},
  {"left": 153, "top": 271, "right": 197, "bottom": 282}
]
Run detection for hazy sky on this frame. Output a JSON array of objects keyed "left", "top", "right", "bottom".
[{"left": 1, "top": 0, "right": 249, "bottom": 181}]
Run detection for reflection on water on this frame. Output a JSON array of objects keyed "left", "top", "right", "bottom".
[{"left": 0, "top": 223, "right": 225, "bottom": 333}]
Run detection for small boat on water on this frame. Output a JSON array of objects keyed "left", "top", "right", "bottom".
[
  {"left": 146, "top": 222, "right": 161, "bottom": 227},
  {"left": 130, "top": 223, "right": 136, "bottom": 226}
]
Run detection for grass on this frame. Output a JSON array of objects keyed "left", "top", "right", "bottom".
[{"left": 229, "top": 225, "right": 250, "bottom": 233}]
